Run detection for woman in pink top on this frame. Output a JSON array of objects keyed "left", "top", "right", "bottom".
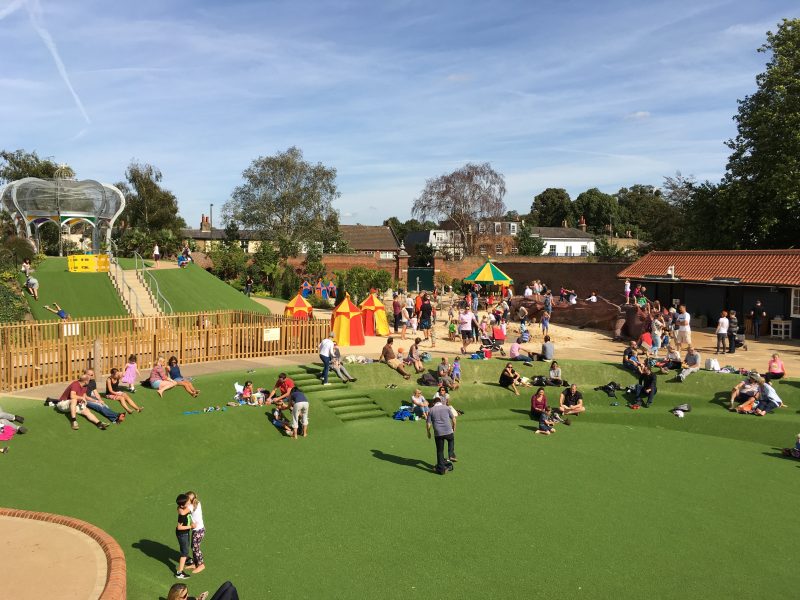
[
  {"left": 764, "top": 353, "right": 786, "bottom": 384},
  {"left": 149, "top": 356, "right": 178, "bottom": 397}
]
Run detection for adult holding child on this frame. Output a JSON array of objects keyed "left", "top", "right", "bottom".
[{"left": 379, "top": 337, "right": 411, "bottom": 379}]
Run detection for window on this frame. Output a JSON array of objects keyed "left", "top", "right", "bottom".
[
  {"left": 565, "top": 245, "right": 573, "bottom": 257},
  {"left": 495, "top": 244, "right": 503, "bottom": 255},
  {"left": 494, "top": 222, "right": 501, "bottom": 234},
  {"left": 380, "top": 251, "right": 395, "bottom": 260},
  {"left": 479, "top": 222, "right": 486, "bottom": 234},
  {"left": 479, "top": 245, "right": 488, "bottom": 256},
  {"left": 580, "top": 245, "right": 588, "bottom": 256},
  {"left": 509, "top": 223, "right": 518, "bottom": 235},
  {"left": 240, "top": 240, "right": 249, "bottom": 252},
  {"left": 548, "top": 245, "right": 556, "bottom": 256},
  {"left": 793, "top": 289, "right": 800, "bottom": 317},
  {"left": 511, "top": 246, "right": 518, "bottom": 255}
]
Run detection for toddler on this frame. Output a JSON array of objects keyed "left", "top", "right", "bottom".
[
  {"left": 121, "top": 354, "right": 140, "bottom": 392},
  {"left": 451, "top": 357, "right": 461, "bottom": 383},
  {"left": 448, "top": 320, "right": 457, "bottom": 342},
  {"left": 541, "top": 312, "right": 550, "bottom": 337},
  {"left": 410, "top": 315, "right": 418, "bottom": 335}
]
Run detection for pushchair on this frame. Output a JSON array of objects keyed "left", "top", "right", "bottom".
[
  {"left": 479, "top": 334, "right": 506, "bottom": 356},
  {"left": 733, "top": 333, "right": 748, "bottom": 351}
]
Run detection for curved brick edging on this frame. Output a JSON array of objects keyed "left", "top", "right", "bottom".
[{"left": 0, "top": 507, "right": 126, "bottom": 600}]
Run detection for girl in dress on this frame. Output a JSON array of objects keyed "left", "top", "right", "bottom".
[{"left": 121, "top": 354, "right": 140, "bottom": 392}]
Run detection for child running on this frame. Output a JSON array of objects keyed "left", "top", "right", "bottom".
[
  {"left": 451, "top": 357, "right": 461, "bottom": 384},
  {"left": 185, "top": 491, "right": 206, "bottom": 575},
  {"left": 121, "top": 354, "right": 140, "bottom": 393}
]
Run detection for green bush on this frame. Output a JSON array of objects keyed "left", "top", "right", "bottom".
[{"left": 0, "top": 277, "right": 28, "bottom": 323}]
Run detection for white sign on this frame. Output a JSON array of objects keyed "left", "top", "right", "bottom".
[
  {"left": 263, "top": 327, "right": 281, "bottom": 342},
  {"left": 62, "top": 323, "right": 81, "bottom": 337}
]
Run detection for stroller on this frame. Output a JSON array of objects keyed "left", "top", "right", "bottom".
[
  {"left": 733, "top": 333, "right": 748, "bottom": 351},
  {"left": 479, "top": 334, "right": 506, "bottom": 357}
]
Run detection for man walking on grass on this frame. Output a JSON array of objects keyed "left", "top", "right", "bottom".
[{"left": 427, "top": 396, "right": 456, "bottom": 475}]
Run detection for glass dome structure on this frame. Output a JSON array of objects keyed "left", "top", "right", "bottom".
[{"left": 0, "top": 177, "right": 125, "bottom": 254}]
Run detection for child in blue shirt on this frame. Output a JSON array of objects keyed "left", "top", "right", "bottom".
[{"left": 451, "top": 357, "right": 461, "bottom": 383}]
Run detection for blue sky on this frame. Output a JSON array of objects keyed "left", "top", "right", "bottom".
[{"left": 1, "top": 0, "right": 796, "bottom": 229}]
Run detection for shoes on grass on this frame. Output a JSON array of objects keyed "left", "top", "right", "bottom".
[{"left": 175, "top": 571, "right": 190, "bottom": 579}]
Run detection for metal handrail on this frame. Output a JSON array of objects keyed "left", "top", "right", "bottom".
[{"left": 133, "top": 251, "right": 173, "bottom": 314}]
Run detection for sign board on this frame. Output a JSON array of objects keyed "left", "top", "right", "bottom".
[
  {"left": 263, "top": 327, "right": 281, "bottom": 342},
  {"left": 62, "top": 322, "right": 81, "bottom": 337},
  {"left": 67, "top": 254, "right": 110, "bottom": 273}
]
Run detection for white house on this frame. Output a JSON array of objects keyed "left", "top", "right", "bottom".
[{"left": 530, "top": 226, "right": 595, "bottom": 257}]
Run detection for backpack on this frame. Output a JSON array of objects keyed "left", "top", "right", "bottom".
[{"left": 419, "top": 373, "right": 438, "bottom": 386}]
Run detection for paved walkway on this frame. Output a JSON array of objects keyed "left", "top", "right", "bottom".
[{"left": 0, "top": 515, "right": 108, "bottom": 599}]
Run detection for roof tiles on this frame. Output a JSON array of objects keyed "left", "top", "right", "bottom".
[{"left": 618, "top": 250, "right": 800, "bottom": 287}]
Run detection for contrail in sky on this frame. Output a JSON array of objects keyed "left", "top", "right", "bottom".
[{"left": 1, "top": 0, "right": 92, "bottom": 124}]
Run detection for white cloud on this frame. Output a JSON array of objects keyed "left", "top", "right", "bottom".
[{"left": 625, "top": 111, "right": 651, "bottom": 121}]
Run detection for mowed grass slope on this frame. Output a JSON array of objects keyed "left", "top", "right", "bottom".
[
  {"left": 147, "top": 264, "right": 270, "bottom": 314},
  {"left": 3, "top": 359, "right": 800, "bottom": 598},
  {"left": 19, "top": 257, "right": 127, "bottom": 321}
]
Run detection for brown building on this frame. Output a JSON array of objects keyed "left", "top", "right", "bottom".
[{"left": 339, "top": 224, "right": 401, "bottom": 259}]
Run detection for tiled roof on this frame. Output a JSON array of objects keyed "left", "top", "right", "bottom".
[
  {"left": 530, "top": 227, "right": 593, "bottom": 240},
  {"left": 340, "top": 225, "right": 400, "bottom": 251},
  {"left": 618, "top": 250, "right": 800, "bottom": 287}
]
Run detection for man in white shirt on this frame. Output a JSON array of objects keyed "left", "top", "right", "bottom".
[
  {"left": 318, "top": 333, "right": 336, "bottom": 385},
  {"left": 715, "top": 310, "right": 729, "bottom": 354},
  {"left": 524, "top": 285, "right": 533, "bottom": 298},
  {"left": 675, "top": 305, "right": 691, "bottom": 351}
]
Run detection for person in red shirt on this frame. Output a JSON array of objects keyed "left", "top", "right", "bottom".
[
  {"left": 59, "top": 374, "right": 106, "bottom": 431},
  {"left": 266, "top": 373, "right": 295, "bottom": 404}
]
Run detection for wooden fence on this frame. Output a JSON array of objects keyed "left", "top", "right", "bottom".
[{"left": 0, "top": 311, "right": 330, "bottom": 392}]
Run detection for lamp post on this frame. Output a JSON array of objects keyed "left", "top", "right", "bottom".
[{"left": 210, "top": 203, "right": 214, "bottom": 249}]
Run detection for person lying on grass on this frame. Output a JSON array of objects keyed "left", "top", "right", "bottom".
[
  {"left": 168, "top": 357, "right": 200, "bottom": 397},
  {"left": 43, "top": 302, "right": 70, "bottom": 320}
]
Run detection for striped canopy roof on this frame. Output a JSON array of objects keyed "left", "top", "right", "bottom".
[{"left": 463, "top": 261, "right": 513, "bottom": 285}]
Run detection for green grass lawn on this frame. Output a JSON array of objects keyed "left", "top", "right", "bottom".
[
  {"left": 20, "top": 257, "right": 127, "bottom": 320},
  {"left": 115, "top": 257, "right": 153, "bottom": 270},
  {"left": 2, "top": 359, "right": 800, "bottom": 598},
  {"left": 147, "top": 264, "right": 270, "bottom": 314}
]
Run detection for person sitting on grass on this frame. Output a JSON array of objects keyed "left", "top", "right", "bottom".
[
  {"left": 509, "top": 337, "right": 533, "bottom": 365},
  {"left": 530, "top": 335, "right": 555, "bottom": 362},
  {"left": 437, "top": 358, "right": 458, "bottom": 390},
  {"left": 764, "top": 353, "right": 786, "bottom": 384},
  {"left": 678, "top": 346, "right": 701, "bottom": 382},
  {"left": 547, "top": 361, "right": 564, "bottom": 386},
  {"left": 379, "top": 337, "right": 411, "bottom": 380},
  {"left": 530, "top": 387, "right": 549, "bottom": 421},
  {"left": 655, "top": 344, "right": 681, "bottom": 372},
  {"left": 633, "top": 365, "right": 657, "bottom": 408},
  {"left": 781, "top": 433, "right": 800, "bottom": 459},
  {"left": 499, "top": 363, "right": 524, "bottom": 396},
  {"left": 168, "top": 357, "right": 200, "bottom": 397},
  {"left": 270, "top": 401, "right": 293, "bottom": 435},
  {"left": 105, "top": 368, "right": 142, "bottom": 413},
  {"left": 728, "top": 372, "right": 761, "bottom": 411},
  {"left": 84, "top": 369, "right": 126, "bottom": 424},
  {"left": 265, "top": 373, "right": 296, "bottom": 403},
  {"left": 535, "top": 411, "right": 557, "bottom": 436},
  {"left": 167, "top": 583, "right": 208, "bottom": 600},
  {"left": 754, "top": 380, "right": 785, "bottom": 416},
  {"left": 405, "top": 338, "right": 425, "bottom": 373},
  {"left": 622, "top": 341, "right": 643, "bottom": 374},
  {"left": 410, "top": 389, "right": 430, "bottom": 418},
  {"left": 558, "top": 383, "right": 585, "bottom": 416},
  {"left": 57, "top": 374, "right": 107, "bottom": 431},
  {"left": 149, "top": 356, "right": 178, "bottom": 397},
  {"left": 44, "top": 302, "right": 70, "bottom": 320}
]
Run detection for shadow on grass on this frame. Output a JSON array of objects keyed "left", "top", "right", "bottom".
[
  {"left": 519, "top": 425, "right": 539, "bottom": 432},
  {"left": 509, "top": 409, "right": 532, "bottom": 417},
  {"left": 371, "top": 449, "right": 433, "bottom": 472},
  {"left": 762, "top": 448, "right": 800, "bottom": 463},
  {"left": 710, "top": 391, "right": 731, "bottom": 409},
  {"left": 132, "top": 539, "right": 179, "bottom": 573}
]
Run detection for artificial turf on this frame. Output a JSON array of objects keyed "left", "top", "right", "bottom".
[
  {"left": 1, "top": 359, "right": 799, "bottom": 598},
  {"left": 147, "top": 264, "right": 270, "bottom": 314},
  {"left": 19, "top": 257, "right": 127, "bottom": 321}
]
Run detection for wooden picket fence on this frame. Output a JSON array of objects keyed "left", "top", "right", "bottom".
[{"left": 0, "top": 310, "right": 330, "bottom": 392}]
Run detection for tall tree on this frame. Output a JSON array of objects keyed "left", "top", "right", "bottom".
[
  {"left": 572, "top": 188, "right": 618, "bottom": 234},
  {"left": 529, "top": 188, "right": 574, "bottom": 227},
  {"left": 224, "top": 147, "right": 343, "bottom": 259},
  {"left": 516, "top": 220, "right": 546, "bottom": 256},
  {"left": 724, "top": 18, "right": 800, "bottom": 248},
  {"left": 0, "top": 149, "right": 73, "bottom": 183},
  {"left": 615, "top": 185, "right": 680, "bottom": 250},
  {"left": 116, "top": 162, "right": 186, "bottom": 255},
  {"left": 412, "top": 162, "right": 506, "bottom": 255}
]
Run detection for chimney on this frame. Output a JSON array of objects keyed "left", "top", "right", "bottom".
[
  {"left": 578, "top": 215, "right": 587, "bottom": 232},
  {"left": 200, "top": 214, "right": 211, "bottom": 233}
]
